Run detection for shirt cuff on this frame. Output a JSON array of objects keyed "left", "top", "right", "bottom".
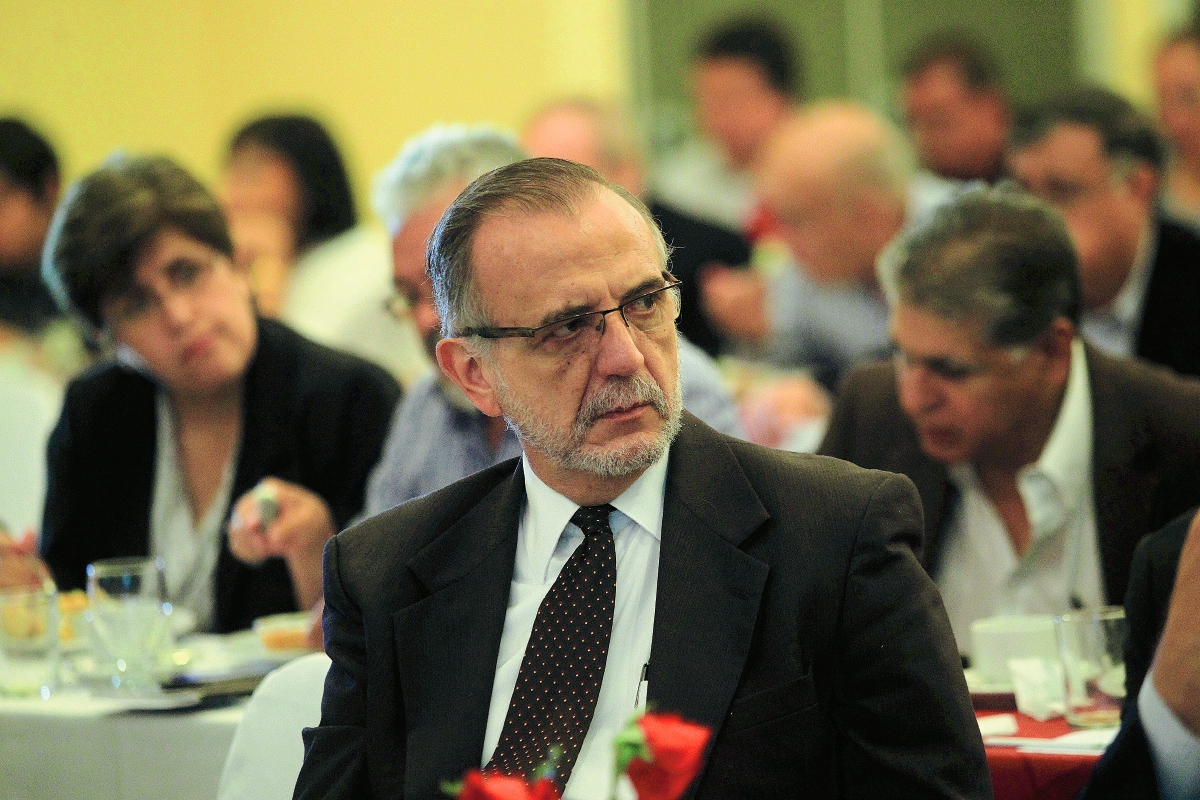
[{"left": 1139, "top": 669, "right": 1200, "bottom": 800}]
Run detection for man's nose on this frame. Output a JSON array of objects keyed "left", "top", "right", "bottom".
[
  {"left": 592, "top": 309, "right": 645, "bottom": 377},
  {"left": 414, "top": 302, "right": 441, "bottom": 340},
  {"left": 158, "top": 290, "right": 194, "bottom": 328}
]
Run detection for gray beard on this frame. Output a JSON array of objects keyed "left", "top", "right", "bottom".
[{"left": 496, "top": 371, "right": 683, "bottom": 479}]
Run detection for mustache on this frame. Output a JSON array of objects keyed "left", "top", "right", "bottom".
[{"left": 576, "top": 375, "right": 670, "bottom": 431}]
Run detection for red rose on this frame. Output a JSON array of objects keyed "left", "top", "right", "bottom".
[
  {"left": 455, "top": 770, "right": 560, "bottom": 800},
  {"left": 625, "top": 712, "right": 711, "bottom": 800}
]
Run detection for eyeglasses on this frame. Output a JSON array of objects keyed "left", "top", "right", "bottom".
[
  {"left": 458, "top": 279, "right": 682, "bottom": 358},
  {"left": 893, "top": 345, "right": 1029, "bottom": 383},
  {"left": 105, "top": 254, "right": 221, "bottom": 326}
]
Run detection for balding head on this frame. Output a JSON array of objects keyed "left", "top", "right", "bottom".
[
  {"left": 756, "top": 102, "right": 914, "bottom": 285},
  {"left": 522, "top": 100, "right": 645, "bottom": 197}
]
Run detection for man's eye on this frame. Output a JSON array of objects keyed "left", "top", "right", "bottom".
[
  {"left": 169, "top": 261, "right": 202, "bottom": 287},
  {"left": 545, "top": 315, "right": 595, "bottom": 341},
  {"left": 625, "top": 294, "right": 658, "bottom": 315},
  {"left": 929, "top": 361, "right": 976, "bottom": 380}
]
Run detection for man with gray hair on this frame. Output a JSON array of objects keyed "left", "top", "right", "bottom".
[
  {"left": 701, "top": 101, "right": 957, "bottom": 388},
  {"left": 295, "top": 158, "right": 989, "bottom": 799},
  {"left": 820, "top": 185, "right": 1200, "bottom": 655},
  {"left": 362, "top": 123, "right": 742, "bottom": 514}
]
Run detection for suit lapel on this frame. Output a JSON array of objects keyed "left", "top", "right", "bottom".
[
  {"left": 649, "top": 416, "right": 770, "bottom": 739},
  {"left": 1088, "top": 349, "right": 1161, "bottom": 602},
  {"left": 395, "top": 464, "right": 525, "bottom": 795}
]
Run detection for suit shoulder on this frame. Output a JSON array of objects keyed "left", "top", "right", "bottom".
[
  {"left": 337, "top": 458, "right": 520, "bottom": 560},
  {"left": 1091, "top": 348, "right": 1200, "bottom": 419},
  {"left": 721, "top": 429, "right": 916, "bottom": 509}
]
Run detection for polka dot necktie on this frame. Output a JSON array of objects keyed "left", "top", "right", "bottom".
[{"left": 487, "top": 504, "right": 617, "bottom": 788}]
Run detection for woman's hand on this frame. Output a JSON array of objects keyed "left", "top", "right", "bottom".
[
  {"left": 0, "top": 529, "right": 53, "bottom": 590},
  {"left": 227, "top": 478, "right": 335, "bottom": 610}
]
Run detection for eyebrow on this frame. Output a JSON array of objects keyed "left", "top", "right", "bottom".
[{"left": 533, "top": 275, "right": 669, "bottom": 328}]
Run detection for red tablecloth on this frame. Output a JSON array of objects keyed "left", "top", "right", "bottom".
[{"left": 980, "top": 712, "right": 1102, "bottom": 800}]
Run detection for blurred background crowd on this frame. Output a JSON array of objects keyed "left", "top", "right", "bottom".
[{"left": 4, "top": 0, "right": 1200, "bottom": 632}]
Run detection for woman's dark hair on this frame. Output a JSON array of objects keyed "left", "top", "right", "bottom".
[
  {"left": 228, "top": 114, "right": 357, "bottom": 250},
  {"left": 42, "top": 154, "right": 232, "bottom": 333}
]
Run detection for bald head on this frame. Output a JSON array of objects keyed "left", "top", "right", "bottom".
[
  {"left": 522, "top": 100, "right": 645, "bottom": 197},
  {"left": 756, "top": 102, "right": 913, "bottom": 285}
]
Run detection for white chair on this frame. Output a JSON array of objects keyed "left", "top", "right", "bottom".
[{"left": 216, "top": 652, "right": 331, "bottom": 800}]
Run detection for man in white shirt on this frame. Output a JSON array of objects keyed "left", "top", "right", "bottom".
[
  {"left": 294, "top": 158, "right": 989, "bottom": 799},
  {"left": 820, "top": 185, "right": 1200, "bottom": 655}
]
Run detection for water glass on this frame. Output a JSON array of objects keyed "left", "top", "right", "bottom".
[
  {"left": 1054, "top": 606, "right": 1127, "bottom": 728},
  {"left": 0, "top": 585, "right": 59, "bottom": 698},
  {"left": 86, "top": 557, "right": 173, "bottom": 694}
]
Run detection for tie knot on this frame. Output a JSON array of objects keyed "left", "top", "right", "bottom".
[{"left": 570, "top": 504, "right": 615, "bottom": 538}]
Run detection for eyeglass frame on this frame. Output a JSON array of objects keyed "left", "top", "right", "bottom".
[{"left": 455, "top": 277, "right": 683, "bottom": 346}]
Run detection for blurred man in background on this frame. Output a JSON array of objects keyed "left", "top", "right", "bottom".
[
  {"left": 1154, "top": 25, "right": 1200, "bottom": 227},
  {"left": 652, "top": 17, "right": 798, "bottom": 235},
  {"left": 819, "top": 187, "right": 1200, "bottom": 656},
  {"left": 523, "top": 99, "right": 750, "bottom": 356},
  {"left": 0, "top": 118, "right": 61, "bottom": 335},
  {"left": 899, "top": 32, "right": 1010, "bottom": 185},
  {"left": 1008, "top": 86, "right": 1200, "bottom": 378},
  {"left": 702, "top": 102, "right": 955, "bottom": 388}
]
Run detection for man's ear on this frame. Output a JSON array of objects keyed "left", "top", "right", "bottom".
[
  {"left": 436, "top": 337, "right": 503, "bottom": 417},
  {"left": 1036, "top": 317, "right": 1076, "bottom": 387}
]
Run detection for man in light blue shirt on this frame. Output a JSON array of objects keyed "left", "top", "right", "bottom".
[{"left": 364, "top": 124, "right": 742, "bottom": 515}]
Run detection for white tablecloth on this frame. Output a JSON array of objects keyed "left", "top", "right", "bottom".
[{"left": 0, "top": 692, "right": 245, "bottom": 800}]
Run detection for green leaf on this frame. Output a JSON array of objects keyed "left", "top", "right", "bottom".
[
  {"left": 439, "top": 779, "right": 463, "bottom": 797},
  {"left": 613, "top": 714, "right": 650, "bottom": 774}
]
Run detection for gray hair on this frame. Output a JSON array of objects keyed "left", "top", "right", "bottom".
[
  {"left": 427, "top": 157, "right": 671, "bottom": 338},
  {"left": 888, "top": 184, "right": 1081, "bottom": 346},
  {"left": 371, "top": 124, "right": 527, "bottom": 235}
]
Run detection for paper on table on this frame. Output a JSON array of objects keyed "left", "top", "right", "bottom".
[{"left": 978, "top": 713, "right": 1019, "bottom": 737}]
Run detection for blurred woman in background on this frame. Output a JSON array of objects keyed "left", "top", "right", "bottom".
[
  {"left": 36, "top": 154, "right": 400, "bottom": 632},
  {"left": 222, "top": 114, "right": 427, "bottom": 386}
]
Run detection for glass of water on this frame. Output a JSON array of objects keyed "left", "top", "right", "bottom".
[
  {"left": 86, "top": 557, "right": 173, "bottom": 695},
  {"left": 1055, "top": 606, "right": 1128, "bottom": 728},
  {"left": 0, "top": 585, "right": 59, "bottom": 699}
]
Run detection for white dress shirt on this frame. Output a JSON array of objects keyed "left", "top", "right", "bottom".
[
  {"left": 1141, "top": 668, "right": 1200, "bottom": 799},
  {"left": 481, "top": 454, "right": 666, "bottom": 800},
  {"left": 149, "top": 391, "right": 237, "bottom": 633},
  {"left": 1080, "top": 223, "right": 1155, "bottom": 359},
  {"left": 938, "top": 339, "right": 1105, "bottom": 655}
]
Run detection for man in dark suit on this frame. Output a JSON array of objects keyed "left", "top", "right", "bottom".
[
  {"left": 294, "top": 158, "right": 989, "bottom": 799},
  {"left": 820, "top": 186, "right": 1200, "bottom": 654},
  {"left": 1081, "top": 508, "right": 1200, "bottom": 800},
  {"left": 1008, "top": 86, "right": 1200, "bottom": 378}
]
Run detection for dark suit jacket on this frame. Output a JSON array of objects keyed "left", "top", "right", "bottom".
[
  {"left": 39, "top": 318, "right": 400, "bottom": 633},
  {"left": 1078, "top": 507, "right": 1194, "bottom": 800},
  {"left": 1136, "top": 218, "right": 1200, "bottom": 379},
  {"left": 818, "top": 346, "right": 1200, "bottom": 605},
  {"left": 294, "top": 413, "right": 991, "bottom": 799}
]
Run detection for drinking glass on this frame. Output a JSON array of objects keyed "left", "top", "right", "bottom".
[
  {"left": 0, "top": 585, "right": 59, "bottom": 698},
  {"left": 1054, "top": 606, "right": 1127, "bottom": 728},
  {"left": 86, "top": 557, "right": 173, "bottom": 694}
]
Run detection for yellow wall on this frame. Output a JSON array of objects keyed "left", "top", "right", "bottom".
[{"left": 2, "top": 0, "right": 630, "bottom": 215}]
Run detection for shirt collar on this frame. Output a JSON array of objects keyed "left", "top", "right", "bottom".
[
  {"left": 1102, "top": 221, "right": 1156, "bottom": 329},
  {"left": 947, "top": 338, "right": 1093, "bottom": 542},
  {"left": 1018, "top": 338, "right": 1093, "bottom": 540},
  {"left": 520, "top": 450, "right": 669, "bottom": 581}
]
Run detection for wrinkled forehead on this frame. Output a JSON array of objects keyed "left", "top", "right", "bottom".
[{"left": 469, "top": 188, "right": 664, "bottom": 321}]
